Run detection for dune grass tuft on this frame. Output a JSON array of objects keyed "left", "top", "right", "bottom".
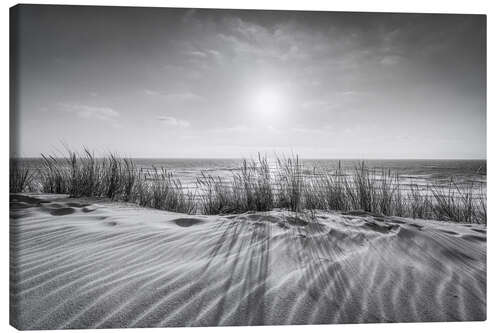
[
  {"left": 134, "top": 167, "right": 196, "bottom": 214},
  {"left": 275, "top": 156, "right": 303, "bottom": 212},
  {"left": 296, "top": 161, "right": 485, "bottom": 224},
  {"left": 196, "top": 154, "right": 274, "bottom": 214},
  {"left": 10, "top": 159, "right": 34, "bottom": 193},
  {"left": 37, "top": 150, "right": 138, "bottom": 200}
]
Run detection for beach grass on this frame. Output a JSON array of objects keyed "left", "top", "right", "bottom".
[
  {"left": 135, "top": 167, "right": 196, "bottom": 214},
  {"left": 10, "top": 159, "right": 34, "bottom": 193},
  {"left": 196, "top": 154, "right": 274, "bottom": 214},
  {"left": 275, "top": 155, "right": 303, "bottom": 212},
  {"left": 10, "top": 150, "right": 487, "bottom": 224}
]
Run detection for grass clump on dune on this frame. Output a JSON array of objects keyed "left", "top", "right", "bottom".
[
  {"left": 10, "top": 159, "right": 34, "bottom": 193},
  {"left": 196, "top": 173, "right": 234, "bottom": 215},
  {"left": 430, "top": 181, "right": 485, "bottom": 225},
  {"left": 275, "top": 156, "right": 303, "bottom": 212},
  {"left": 16, "top": 149, "right": 195, "bottom": 214},
  {"left": 233, "top": 155, "right": 274, "bottom": 212},
  {"left": 301, "top": 161, "right": 486, "bottom": 224},
  {"left": 196, "top": 154, "right": 274, "bottom": 214},
  {"left": 39, "top": 150, "right": 137, "bottom": 200},
  {"left": 135, "top": 167, "right": 196, "bottom": 214}
]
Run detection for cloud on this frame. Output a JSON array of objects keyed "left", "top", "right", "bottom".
[
  {"left": 61, "top": 103, "right": 120, "bottom": 121},
  {"left": 209, "top": 125, "right": 251, "bottom": 134},
  {"left": 216, "top": 19, "right": 300, "bottom": 61},
  {"left": 143, "top": 89, "right": 161, "bottom": 96},
  {"left": 380, "top": 55, "right": 403, "bottom": 66},
  {"left": 162, "top": 65, "right": 202, "bottom": 80},
  {"left": 300, "top": 100, "right": 338, "bottom": 111},
  {"left": 157, "top": 116, "right": 190, "bottom": 128},
  {"left": 186, "top": 50, "right": 207, "bottom": 58},
  {"left": 214, "top": 18, "right": 347, "bottom": 64},
  {"left": 144, "top": 90, "right": 204, "bottom": 102},
  {"left": 164, "top": 92, "right": 204, "bottom": 102},
  {"left": 207, "top": 49, "right": 222, "bottom": 58}
]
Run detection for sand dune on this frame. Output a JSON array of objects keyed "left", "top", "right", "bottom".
[{"left": 10, "top": 194, "right": 486, "bottom": 329}]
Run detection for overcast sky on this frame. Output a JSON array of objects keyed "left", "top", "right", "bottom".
[{"left": 13, "top": 5, "right": 486, "bottom": 158}]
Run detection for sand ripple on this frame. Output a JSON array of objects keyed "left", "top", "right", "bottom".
[{"left": 10, "top": 194, "right": 486, "bottom": 329}]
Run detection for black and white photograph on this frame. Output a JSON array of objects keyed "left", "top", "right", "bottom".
[{"left": 9, "top": 4, "right": 486, "bottom": 330}]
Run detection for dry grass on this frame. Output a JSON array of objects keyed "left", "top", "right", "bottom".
[
  {"left": 196, "top": 155, "right": 274, "bottom": 214},
  {"left": 10, "top": 159, "right": 34, "bottom": 193},
  {"left": 275, "top": 156, "right": 303, "bottom": 212},
  {"left": 135, "top": 167, "right": 196, "bottom": 214},
  {"left": 300, "top": 161, "right": 486, "bottom": 224},
  {"left": 10, "top": 151, "right": 487, "bottom": 224}
]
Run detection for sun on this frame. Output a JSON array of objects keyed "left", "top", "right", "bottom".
[{"left": 253, "top": 87, "right": 284, "bottom": 116}]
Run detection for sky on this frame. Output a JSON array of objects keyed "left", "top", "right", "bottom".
[{"left": 12, "top": 5, "right": 486, "bottom": 159}]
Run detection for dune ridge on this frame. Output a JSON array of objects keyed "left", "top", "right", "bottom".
[{"left": 10, "top": 194, "right": 486, "bottom": 329}]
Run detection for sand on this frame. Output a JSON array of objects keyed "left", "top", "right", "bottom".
[{"left": 10, "top": 194, "right": 486, "bottom": 329}]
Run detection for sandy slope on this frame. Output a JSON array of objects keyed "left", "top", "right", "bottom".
[{"left": 10, "top": 194, "right": 486, "bottom": 329}]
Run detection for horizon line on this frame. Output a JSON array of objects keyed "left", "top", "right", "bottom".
[{"left": 12, "top": 155, "right": 487, "bottom": 161}]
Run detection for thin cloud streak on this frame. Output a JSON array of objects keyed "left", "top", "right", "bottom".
[{"left": 60, "top": 103, "right": 120, "bottom": 121}]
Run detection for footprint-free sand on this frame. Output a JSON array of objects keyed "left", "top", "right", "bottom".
[{"left": 10, "top": 194, "right": 486, "bottom": 329}]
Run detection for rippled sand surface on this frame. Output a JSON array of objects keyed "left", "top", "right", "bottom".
[{"left": 10, "top": 194, "right": 486, "bottom": 329}]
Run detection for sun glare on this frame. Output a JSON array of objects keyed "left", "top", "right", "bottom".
[{"left": 253, "top": 88, "right": 283, "bottom": 117}]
